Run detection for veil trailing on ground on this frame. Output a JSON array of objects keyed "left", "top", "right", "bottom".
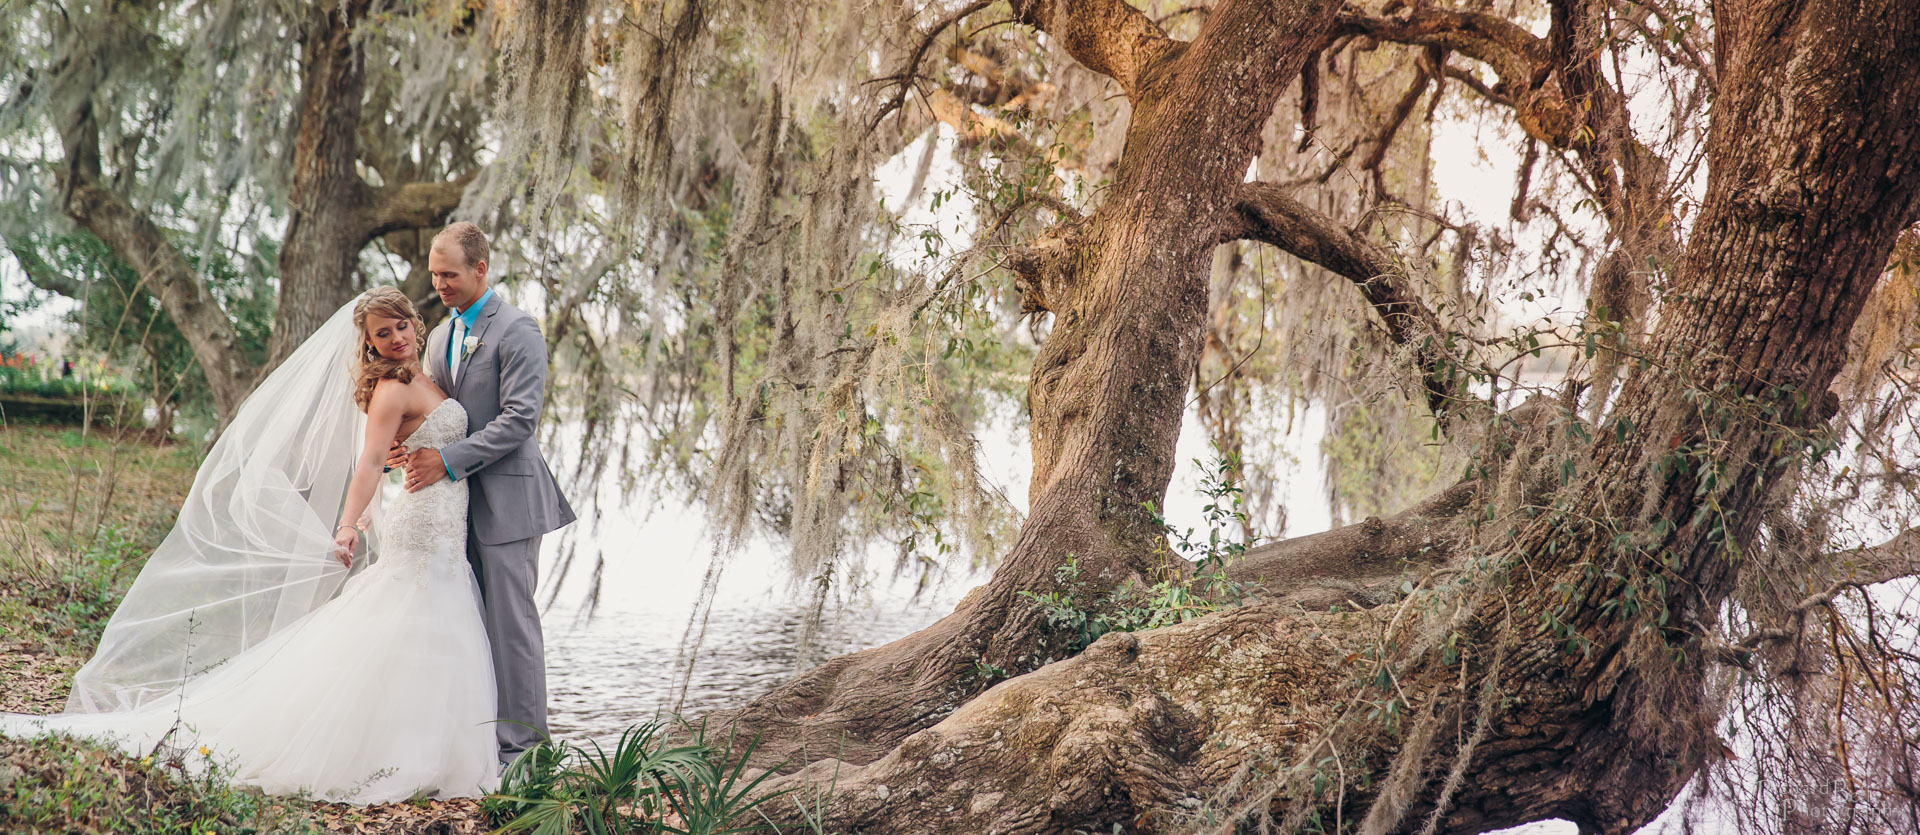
[{"left": 66, "top": 297, "right": 377, "bottom": 713}]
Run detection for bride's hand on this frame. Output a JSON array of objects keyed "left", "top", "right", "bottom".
[{"left": 332, "top": 528, "right": 358, "bottom": 568}]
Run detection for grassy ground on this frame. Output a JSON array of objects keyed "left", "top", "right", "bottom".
[
  {"left": 1, "top": 731, "right": 492, "bottom": 834},
  {"left": 0, "top": 423, "right": 195, "bottom": 714},
  {"left": 0, "top": 424, "right": 490, "bottom": 833}
]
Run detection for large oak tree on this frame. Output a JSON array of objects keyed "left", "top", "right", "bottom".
[{"left": 612, "top": 0, "right": 1920, "bottom": 831}]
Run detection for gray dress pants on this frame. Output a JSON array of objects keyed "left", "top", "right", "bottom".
[{"left": 466, "top": 529, "right": 548, "bottom": 765}]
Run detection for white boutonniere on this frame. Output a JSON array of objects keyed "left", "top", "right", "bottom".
[{"left": 461, "top": 335, "right": 481, "bottom": 360}]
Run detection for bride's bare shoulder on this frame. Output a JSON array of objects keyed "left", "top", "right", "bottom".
[
  {"left": 365, "top": 377, "right": 414, "bottom": 420},
  {"left": 414, "top": 376, "right": 449, "bottom": 403},
  {"left": 407, "top": 377, "right": 450, "bottom": 414},
  {"left": 369, "top": 376, "right": 412, "bottom": 401}
]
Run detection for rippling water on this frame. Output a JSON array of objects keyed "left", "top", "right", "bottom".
[
  {"left": 542, "top": 567, "right": 972, "bottom": 743},
  {"left": 531, "top": 486, "right": 980, "bottom": 744}
]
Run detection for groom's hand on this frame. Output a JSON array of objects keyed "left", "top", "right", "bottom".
[
  {"left": 384, "top": 440, "right": 408, "bottom": 472},
  {"left": 402, "top": 449, "right": 447, "bottom": 493}
]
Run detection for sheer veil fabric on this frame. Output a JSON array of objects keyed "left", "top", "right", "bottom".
[{"left": 68, "top": 300, "right": 369, "bottom": 713}]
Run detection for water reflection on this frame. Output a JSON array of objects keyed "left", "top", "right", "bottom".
[
  {"left": 537, "top": 517, "right": 977, "bottom": 744},
  {"left": 544, "top": 591, "right": 963, "bottom": 742}
]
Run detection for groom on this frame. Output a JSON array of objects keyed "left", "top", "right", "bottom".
[{"left": 388, "top": 221, "right": 576, "bottom": 768}]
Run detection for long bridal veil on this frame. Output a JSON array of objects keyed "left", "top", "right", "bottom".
[{"left": 66, "top": 298, "right": 377, "bottom": 713}]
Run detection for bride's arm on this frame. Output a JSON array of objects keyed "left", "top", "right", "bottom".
[{"left": 333, "top": 380, "right": 407, "bottom": 566}]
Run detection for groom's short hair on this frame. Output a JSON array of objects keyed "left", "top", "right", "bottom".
[{"left": 434, "top": 222, "right": 490, "bottom": 268}]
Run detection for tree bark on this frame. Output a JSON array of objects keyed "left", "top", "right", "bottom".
[
  {"left": 268, "top": 0, "right": 374, "bottom": 368},
  {"left": 708, "top": 0, "right": 1344, "bottom": 769},
  {"left": 1460, "top": 4, "right": 1920, "bottom": 826},
  {"left": 269, "top": 0, "right": 471, "bottom": 368},
  {"left": 744, "top": 0, "right": 1920, "bottom": 831}
]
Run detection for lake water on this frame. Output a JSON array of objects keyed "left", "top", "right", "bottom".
[{"left": 537, "top": 518, "right": 979, "bottom": 740}]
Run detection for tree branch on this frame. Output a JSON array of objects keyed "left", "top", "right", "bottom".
[
  {"left": 1007, "top": 0, "right": 1179, "bottom": 99},
  {"left": 1440, "top": 62, "right": 1510, "bottom": 107},
  {"left": 1719, "top": 527, "right": 1920, "bottom": 665},
  {"left": 869, "top": 0, "right": 994, "bottom": 133},
  {"left": 946, "top": 44, "right": 1055, "bottom": 112},
  {"left": 7, "top": 243, "right": 85, "bottom": 299},
  {"left": 1219, "top": 180, "right": 1464, "bottom": 416},
  {"left": 925, "top": 86, "right": 1044, "bottom": 156},
  {"left": 1831, "top": 526, "right": 1920, "bottom": 589},
  {"left": 1331, "top": 4, "right": 1673, "bottom": 221},
  {"left": 1220, "top": 182, "right": 1393, "bottom": 282},
  {"left": 1228, "top": 396, "right": 1571, "bottom": 605},
  {"left": 1333, "top": 8, "right": 1546, "bottom": 92},
  {"left": 1335, "top": 1, "right": 1683, "bottom": 413},
  {"left": 361, "top": 169, "right": 480, "bottom": 242},
  {"left": 1229, "top": 478, "right": 1480, "bottom": 607},
  {"left": 1357, "top": 61, "right": 1432, "bottom": 181},
  {"left": 53, "top": 89, "right": 255, "bottom": 419}
]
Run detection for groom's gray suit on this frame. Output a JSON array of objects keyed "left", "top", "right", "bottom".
[{"left": 426, "top": 290, "right": 575, "bottom": 765}]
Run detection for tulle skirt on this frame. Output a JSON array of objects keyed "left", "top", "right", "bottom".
[{"left": 1, "top": 548, "right": 499, "bottom": 804}]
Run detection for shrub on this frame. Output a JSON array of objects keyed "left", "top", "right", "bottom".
[
  {"left": 486, "top": 718, "right": 793, "bottom": 835},
  {"left": 1021, "top": 452, "right": 1259, "bottom": 654}
]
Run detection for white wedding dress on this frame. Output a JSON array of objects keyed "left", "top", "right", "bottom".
[{"left": 1, "top": 302, "right": 499, "bottom": 805}]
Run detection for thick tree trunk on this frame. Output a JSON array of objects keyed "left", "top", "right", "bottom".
[
  {"left": 706, "top": 0, "right": 1343, "bottom": 770},
  {"left": 268, "top": 0, "right": 374, "bottom": 367},
  {"left": 269, "top": 0, "right": 471, "bottom": 367},
  {"left": 743, "top": 0, "right": 1920, "bottom": 831},
  {"left": 1453, "top": 3, "right": 1920, "bottom": 826}
]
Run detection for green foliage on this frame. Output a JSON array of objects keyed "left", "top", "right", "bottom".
[
  {"left": 0, "top": 362, "right": 137, "bottom": 399},
  {"left": 0, "top": 518, "right": 151, "bottom": 659},
  {"left": 965, "top": 657, "right": 1009, "bottom": 683},
  {"left": 486, "top": 719, "right": 793, "bottom": 835},
  {"left": 6, "top": 229, "right": 273, "bottom": 432},
  {"left": 1020, "top": 453, "right": 1259, "bottom": 653},
  {"left": 46, "top": 524, "right": 143, "bottom": 649},
  {"left": 1160, "top": 453, "right": 1263, "bottom": 596},
  {"left": 663, "top": 724, "right": 791, "bottom": 835},
  {"left": 0, "top": 733, "right": 321, "bottom": 834}
]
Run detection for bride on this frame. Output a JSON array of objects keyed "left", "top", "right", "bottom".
[{"left": 0, "top": 287, "right": 498, "bottom": 803}]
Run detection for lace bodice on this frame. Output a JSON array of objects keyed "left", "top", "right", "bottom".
[
  {"left": 376, "top": 399, "right": 469, "bottom": 577},
  {"left": 399, "top": 397, "right": 467, "bottom": 451}
]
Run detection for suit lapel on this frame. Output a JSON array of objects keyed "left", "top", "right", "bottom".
[
  {"left": 428, "top": 320, "right": 452, "bottom": 390},
  {"left": 454, "top": 292, "right": 504, "bottom": 398}
]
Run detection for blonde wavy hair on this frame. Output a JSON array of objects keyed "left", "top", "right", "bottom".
[{"left": 352, "top": 287, "right": 429, "bottom": 412}]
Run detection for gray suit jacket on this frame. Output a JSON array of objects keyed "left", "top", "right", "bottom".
[{"left": 427, "top": 291, "right": 576, "bottom": 546}]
